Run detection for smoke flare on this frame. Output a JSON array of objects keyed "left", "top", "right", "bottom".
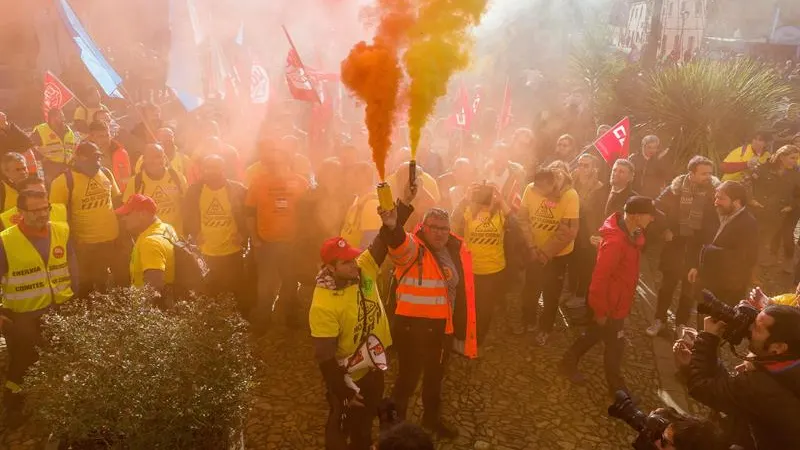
[
  {"left": 405, "top": 0, "right": 489, "bottom": 157},
  {"left": 340, "top": 0, "right": 413, "bottom": 180}
]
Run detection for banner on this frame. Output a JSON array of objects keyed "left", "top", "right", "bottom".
[
  {"left": 594, "top": 117, "right": 631, "bottom": 163},
  {"left": 42, "top": 71, "right": 75, "bottom": 119},
  {"left": 55, "top": 0, "right": 123, "bottom": 98},
  {"left": 250, "top": 62, "right": 270, "bottom": 105}
]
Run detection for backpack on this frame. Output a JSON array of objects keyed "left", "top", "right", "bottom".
[
  {"left": 160, "top": 228, "right": 210, "bottom": 294},
  {"left": 64, "top": 167, "right": 115, "bottom": 215},
  {"left": 134, "top": 168, "right": 184, "bottom": 196}
]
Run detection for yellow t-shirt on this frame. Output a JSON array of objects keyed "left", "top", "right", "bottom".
[
  {"left": 309, "top": 250, "right": 393, "bottom": 382},
  {"left": 123, "top": 170, "right": 187, "bottom": 236},
  {"left": 73, "top": 104, "right": 109, "bottom": 123},
  {"left": 131, "top": 220, "right": 176, "bottom": 287},
  {"left": 521, "top": 186, "right": 580, "bottom": 256},
  {"left": 245, "top": 161, "right": 265, "bottom": 188},
  {"left": 50, "top": 169, "right": 120, "bottom": 244},
  {"left": 771, "top": 293, "right": 799, "bottom": 307},
  {"left": 463, "top": 207, "right": 506, "bottom": 275},
  {"left": 134, "top": 152, "right": 189, "bottom": 177},
  {"left": 1, "top": 182, "right": 18, "bottom": 213},
  {"left": 340, "top": 194, "right": 381, "bottom": 250},
  {"left": 721, "top": 144, "right": 771, "bottom": 182},
  {"left": 199, "top": 185, "right": 241, "bottom": 257}
]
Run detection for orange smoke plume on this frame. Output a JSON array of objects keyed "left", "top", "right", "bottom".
[{"left": 340, "top": 0, "right": 413, "bottom": 180}]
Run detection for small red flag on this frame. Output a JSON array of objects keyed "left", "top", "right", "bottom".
[
  {"left": 448, "top": 82, "right": 472, "bottom": 131},
  {"left": 42, "top": 71, "right": 74, "bottom": 119},
  {"left": 285, "top": 48, "right": 323, "bottom": 103},
  {"left": 594, "top": 117, "right": 631, "bottom": 164}
]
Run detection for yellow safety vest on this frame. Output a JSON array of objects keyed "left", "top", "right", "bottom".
[
  {"left": 0, "top": 204, "right": 68, "bottom": 230},
  {"left": 33, "top": 123, "right": 76, "bottom": 164},
  {"left": 0, "top": 222, "right": 73, "bottom": 312}
]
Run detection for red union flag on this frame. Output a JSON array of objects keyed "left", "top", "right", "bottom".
[
  {"left": 285, "top": 48, "right": 322, "bottom": 103},
  {"left": 594, "top": 116, "right": 631, "bottom": 164},
  {"left": 42, "top": 71, "right": 74, "bottom": 119},
  {"left": 448, "top": 82, "right": 472, "bottom": 131}
]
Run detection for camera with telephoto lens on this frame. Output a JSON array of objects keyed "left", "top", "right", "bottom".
[
  {"left": 608, "top": 390, "right": 680, "bottom": 450},
  {"left": 696, "top": 289, "right": 759, "bottom": 346}
]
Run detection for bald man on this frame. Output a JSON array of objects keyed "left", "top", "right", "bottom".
[{"left": 183, "top": 155, "right": 248, "bottom": 307}]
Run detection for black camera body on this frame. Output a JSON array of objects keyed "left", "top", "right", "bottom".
[
  {"left": 697, "top": 289, "right": 759, "bottom": 346},
  {"left": 608, "top": 391, "right": 678, "bottom": 450}
]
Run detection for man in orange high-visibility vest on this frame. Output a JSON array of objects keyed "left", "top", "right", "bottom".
[{"left": 380, "top": 206, "right": 477, "bottom": 441}]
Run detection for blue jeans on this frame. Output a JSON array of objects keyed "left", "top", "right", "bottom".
[{"left": 251, "top": 242, "right": 298, "bottom": 329}]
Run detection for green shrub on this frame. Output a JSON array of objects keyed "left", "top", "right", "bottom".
[
  {"left": 24, "top": 288, "right": 257, "bottom": 449},
  {"left": 629, "top": 59, "right": 791, "bottom": 167}
]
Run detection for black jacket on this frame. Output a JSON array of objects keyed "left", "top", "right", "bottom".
[
  {"left": 688, "top": 332, "right": 800, "bottom": 450},
  {"left": 0, "top": 122, "right": 32, "bottom": 155},
  {"left": 602, "top": 184, "right": 637, "bottom": 218},
  {"left": 183, "top": 180, "right": 247, "bottom": 247},
  {"left": 700, "top": 207, "right": 758, "bottom": 298},
  {"left": 655, "top": 175, "right": 720, "bottom": 273},
  {"left": 629, "top": 152, "right": 671, "bottom": 199},
  {"left": 752, "top": 162, "right": 800, "bottom": 213}
]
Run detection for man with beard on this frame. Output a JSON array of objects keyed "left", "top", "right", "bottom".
[
  {"left": 647, "top": 156, "right": 719, "bottom": 337},
  {"left": 681, "top": 305, "right": 800, "bottom": 449},
  {"left": 692, "top": 181, "right": 758, "bottom": 306},
  {"left": 310, "top": 186, "right": 415, "bottom": 450},
  {"left": 50, "top": 142, "right": 125, "bottom": 297}
]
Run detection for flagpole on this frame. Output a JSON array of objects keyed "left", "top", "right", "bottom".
[
  {"left": 115, "top": 83, "right": 158, "bottom": 142},
  {"left": 281, "top": 24, "right": 323, "bottom": 105}
]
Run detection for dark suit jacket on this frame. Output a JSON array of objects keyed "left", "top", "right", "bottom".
[{"left": 700, "top": 207, "right": 758, "bottom": 299}]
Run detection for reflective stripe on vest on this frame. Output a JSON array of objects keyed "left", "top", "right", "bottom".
[
  {"left": 394, "top": 237, "right": 451, "bottom": 321},
  {"left": 34, "top": 123, "right": 76, "bottom": 164},
  {"left": 0, "top": 222, "right": 73, "bottom": 312}
]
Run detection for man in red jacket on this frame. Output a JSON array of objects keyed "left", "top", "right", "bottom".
[{"left": 559, "top": 196, "right": 656, "bottom": 396}]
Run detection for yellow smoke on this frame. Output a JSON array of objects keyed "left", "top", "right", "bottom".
[
  {"left": 405, "top": 0, "right": 489, "bottom": 158},
  {"left": 340, "top": 0, "right": 414, "bottom": 180}
]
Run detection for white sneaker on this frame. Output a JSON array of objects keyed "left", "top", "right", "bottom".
[{"left": 646, "top": 319, "right": 664, "bottom": 337}]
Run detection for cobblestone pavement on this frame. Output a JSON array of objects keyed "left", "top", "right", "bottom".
[{"left": 1, "top": 255, "right": 793, "bottom": 449}]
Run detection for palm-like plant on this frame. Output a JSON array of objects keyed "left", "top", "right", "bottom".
[
  {"left": 630, "top": 59, "right": 791, "bottom": 166},
  {"left": 569, "top": 28, "right": 629, "bottom": 126}
]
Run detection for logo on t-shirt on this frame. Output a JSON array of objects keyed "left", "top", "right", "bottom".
[
  {"left": 469, "top": 215, "right": 501, "bottom": 246},
  {"left": 81, "top": 177, "right": 111, "bottom": 210},
  {"left": 150, "top": 185, "right": 175, "bottom": 214},
  {"left": 532, "top": 199, "right": 559, "bottom": 232},
  {"left": 52, "top": 246, "right": 65, "bottom": 259},
  {"left": 442, "top": 266, "right": 455, "bottom": 281},
  {"left": 202, "top": 197, "right": 231, "bottom": 228}
]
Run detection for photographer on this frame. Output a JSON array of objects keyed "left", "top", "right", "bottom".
[
  {"left": 609, "top": 390, "right": 728, "bottom": 450},
  {"left": 685, "top": 305, "right": 800, "bottom": 449}
]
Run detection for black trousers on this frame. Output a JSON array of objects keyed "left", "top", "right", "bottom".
[
  {"left": 568, "top": 244, "right": 597, "bottom": 299},
  {"left": 203, "top": 252, "right": 244, "bottom": 302},
  {"left": 325, "top": 370, "right": 384, "bottom": 450},
  {"left": 770, "top": 212, "right": 798, "bottom": 259},
  {"left": 475, "top": 271, "right": 506, "bottom": 346},
  {"left": 390, "top": 316, "right": 448, "bottom": 422},
  {"left": 523, "top": 255, "right": 569, "bottom": 332},
  {"left": 655, "top": 270, "right": 695, "bottom": 326},
  {"left": 76, "top": 238, "right": 130, "bottom": 298},
  {"left": 562, "top": 318, "right": 627, "bottom": 394},
  {"left": 3, "top": 310, "right": 45, "bottom": 410}
]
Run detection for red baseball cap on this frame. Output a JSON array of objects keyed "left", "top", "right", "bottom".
[
  {"left": 114, "top": 194, "right": 158, "bottom": 216},
  {"left": 320, "top": 237, "right": 361, "bottom": 265}
]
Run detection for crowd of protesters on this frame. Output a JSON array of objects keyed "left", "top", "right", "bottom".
[{"left": 1, "top": 87, "right": 800, "bottom": 449}]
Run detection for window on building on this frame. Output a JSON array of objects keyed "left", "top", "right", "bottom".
[
  {"left": 661, "top": 34, "right": 668, "bottom": 54},
  {"left": 687, "top": 35, "right": 696, "bottom": 53},
  {"left": 695, "top": 0, "right": 702, "bottom": 17},
  {"left": 668, "top": 1, "right": 673, "bottom": 17},
  {"left": 673, "top": 34, "right": 680, "bottom": 54}
]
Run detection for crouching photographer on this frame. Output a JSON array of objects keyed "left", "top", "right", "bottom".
[
  {"left": 608, "top": 390, "right": 728, "bottom": 450},
  {"left": 678, "top": 290, "right": 800, "bottom": 449}
]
